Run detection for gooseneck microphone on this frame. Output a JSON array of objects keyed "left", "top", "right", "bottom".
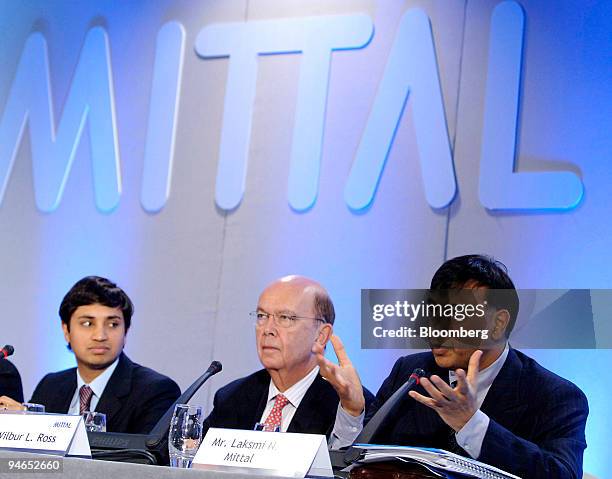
[
  {"left": 146, "top": 360, "right": 222, "bottom": 450},
  {"left": 89, "top": 360, "right": 222, "bottom": 465},
  {"left": 0, "top": 345, "right": 14, "bottom": 360},
  {"left": 342, "top": 368, "right": 426, "bottom": 465}
]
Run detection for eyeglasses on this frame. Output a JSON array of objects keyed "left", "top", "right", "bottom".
[{"left": 250, "top": 311, "right": 326, "bottom": 329}]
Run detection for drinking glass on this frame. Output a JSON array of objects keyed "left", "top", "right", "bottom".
[
  {"left": 22, "top": 403, "right": 45, "bottom": 413},
  {"left": 82, "top": 411, "right": 106, "bottom": 432},
  {"left": 168, "top": 404, "right": 203, "bottom": 468}
]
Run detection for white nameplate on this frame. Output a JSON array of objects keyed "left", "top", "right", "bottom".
[
  {"left": 193, "top": 428, "right": 333, "bottom": 477},
  {"left": 0, "top": 413, "right": 91, "bottom": 457}
]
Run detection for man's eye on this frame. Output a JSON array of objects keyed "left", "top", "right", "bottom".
[
  {"left": 81, "top": 321, "right": 91, "bottom": 327},
  {"left": 256, "top": 313, "right": 267, "bottom": 320},
  {"left": 278, "top": 315, "right": 294, "bottom": 322},
  {"left": 109, "top": 322, "right": 119, "bottom": 328}
]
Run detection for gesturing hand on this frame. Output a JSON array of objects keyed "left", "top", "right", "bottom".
[
  {"left": 312, "top": 334, "right": 365, "bottom": 417},
  {"left": 409, "top": 350, "right": 482, "bottom": 432}
]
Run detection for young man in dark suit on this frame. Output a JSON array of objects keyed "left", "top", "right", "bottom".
[
  {"left": 0, "top": 276, "right": 180, "bottom": 434},
  {"left": 332, "top": 255, "right": 588, "bottom": 479},
  {"left": 203, "top": 275, "right": 373, "bottom": 442}
]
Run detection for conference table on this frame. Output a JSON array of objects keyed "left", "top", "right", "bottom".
[
  {"left": 0, "top": 450, "right": 439, "bottom": 478},
  {"left": 0, "top": 451, "right": 292, "bottom": 479}
]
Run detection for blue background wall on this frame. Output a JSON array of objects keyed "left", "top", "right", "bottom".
[{"left": 0, "top": 1, "right": 609, "bottom": 476}]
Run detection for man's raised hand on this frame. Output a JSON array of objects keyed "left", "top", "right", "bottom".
[{"left": 313, "top": 334, "right": 365, "bottom": 417}]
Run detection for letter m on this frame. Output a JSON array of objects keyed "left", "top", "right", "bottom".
[{"left": 0, "top": 27, "right": 120, "bottom": 212}]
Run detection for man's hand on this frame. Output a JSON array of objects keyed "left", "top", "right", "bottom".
[
  {"left": 409, "top": 350, "right": 482, "bottom": 432},
  {"left": 312, "top": 334, "right": 365, "bottom": 417},
  {"left": 0, "top": 395, "right": 25, "bottom": 411}
]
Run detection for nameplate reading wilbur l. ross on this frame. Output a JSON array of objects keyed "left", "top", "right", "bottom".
[
  {"left": 193, "top": 427, "right": 333, "bottom": 477},
  {"left": 0, "top": 413, "right": 91, "bottom": 457}
]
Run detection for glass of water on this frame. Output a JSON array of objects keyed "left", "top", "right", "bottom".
[
  {"left": 22, "top": 403, "right": 45, "bottom": 413},
  {"left": 82, "top": 411, "right": 106, "bottom": 432},
  {"left": 168, "top": 404, "right": 203, "bottom": 468}
]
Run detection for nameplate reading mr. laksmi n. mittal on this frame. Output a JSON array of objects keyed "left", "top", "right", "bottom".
[{"left": 193, "top": 427, "right": 332, "bottom": 477}]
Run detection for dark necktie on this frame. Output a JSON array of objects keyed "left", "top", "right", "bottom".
[{"left": 79, "top": 385, "right": 94, "bottom": 414}]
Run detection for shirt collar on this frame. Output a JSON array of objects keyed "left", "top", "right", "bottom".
[
  {"left": 76, "top": 357, "right": 120, "bottom": 399},
  {"left": 267, "top": 365, "right": 320, "bottom": 408},
  {"left": 448, "top": 343, "right": 509, "bottom": 389}
]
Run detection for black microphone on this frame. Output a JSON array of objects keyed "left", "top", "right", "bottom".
[
  {"left": 146, "top": 360, "right": 222, "bottom": 450},
  {"left": 0, "top": 345, "right": 14, "bottom": 360},
  {"left": 88, "top": 360, "right": 222, "bottom": 465},
  {"left": 342, "top": 368, "right": 426, "bottom": 465}
]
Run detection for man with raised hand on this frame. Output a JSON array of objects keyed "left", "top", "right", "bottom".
[
  {"left": 317, "top": 255, "right": 588, "bottom": 479},
  {"left": 203, "top": 275, "right": 373, "bottom": 441}
]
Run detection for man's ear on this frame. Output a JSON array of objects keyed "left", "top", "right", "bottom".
[
  {"left": 492, "top": 309, "right": 510, "bottom": 341},
  {"left": 316, "top": 323, "right": 333, "bottom": 346},
  {"left": 61, "top": 322, "right": 70, "bottom": 344}
]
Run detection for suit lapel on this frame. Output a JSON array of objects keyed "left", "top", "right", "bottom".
[
  {"left": 480, "top": 348, "right": 527, "bottom": 430},
  {"left": 95, "top": 353, "right": 132, "bottom": 426},
  {"left": 287, "top": 377, "right": 318, "bottom": 433},
  {"left": 251, "top": 371, "right": 270, "bottom": 430},
  {"left": 229, "top": 369, "right": 269, "bottom": 430},
  {"left": 287, "top": 375, "right": 336, "bottom": 434},
  {"left": 412, "top": 356, "right": 449, "bottom": 438},
  {"left": 56, "top": 370, "right": 77, "bottom": 414}
]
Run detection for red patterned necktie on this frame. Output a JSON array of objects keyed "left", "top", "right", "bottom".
[
  {"left": 262, "top": 394, "right": 290, "bottom": 431},
  {"left": 79, "top": 385, "right": 94, "bottom": 414}
]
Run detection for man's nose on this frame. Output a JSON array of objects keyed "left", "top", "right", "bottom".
[
  {"left": 261, "top": 318, "right": 277, "bottom": 336},
  {"left": 262, "top": 325, "right": 277, "bottom": 336},
  {"left": 92, "top": 325, "right": 109, "bottom": 340}
]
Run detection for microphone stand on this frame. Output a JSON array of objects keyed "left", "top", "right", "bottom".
[{"left": 88, "top": 360, "right": 222, "bottom": 465}]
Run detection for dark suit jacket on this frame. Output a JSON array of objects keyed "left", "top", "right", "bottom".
[
  {"left": 0, "top": 359, "right": 24, "bottom": 403},
  {"left": 204, "top": 369, "right": 375, "bottom": 437},
  {"left": 366, "top": 349, "right": 588, "bottom": 479},
  {"left": 30, "top": 353, "right": 180, "bottom": 434}
]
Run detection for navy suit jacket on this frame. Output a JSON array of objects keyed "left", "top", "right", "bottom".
[
  {"left": 0, "top": 359, "right": 24, "bottom": 403},
  {"left": 30, "top": 353, "right": 180, "bottom": 434},
  {"left": 367, "top": 349, "right": 588, "bottom": 479},
  {"left": 204, "top": 369, "right": 375, "bottom": 437}
]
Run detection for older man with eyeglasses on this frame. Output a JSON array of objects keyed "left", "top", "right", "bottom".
[{"left": 202, "top": 275, "right": 373, "bottom": 442}]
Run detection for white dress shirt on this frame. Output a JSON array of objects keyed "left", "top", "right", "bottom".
[
  {"left": 260, "top": 365, "right": 320, "bottom": 431},
  {"left": 332, "top": 344, "right": 510, "bottom": 459},
  {"left": 67, "top": 358, "right": 120, "bottom": 415}
]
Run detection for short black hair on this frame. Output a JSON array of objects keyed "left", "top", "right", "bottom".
[
  {"left": 59, "top": 276, "right": 134, "bottom": 331},
  {"left": 430, "top": 255, "right": 519, "bottom": 336}
]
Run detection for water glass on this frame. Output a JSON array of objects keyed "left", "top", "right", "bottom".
[
  {"left": 168, "top": 404, "right": 203, "bottom": 468},
  {"left": 82, "top": 411, "right": 106, "bottom": 432},
  {"left": 22, "top": 403, "right": 45, "bottom": 413}
]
